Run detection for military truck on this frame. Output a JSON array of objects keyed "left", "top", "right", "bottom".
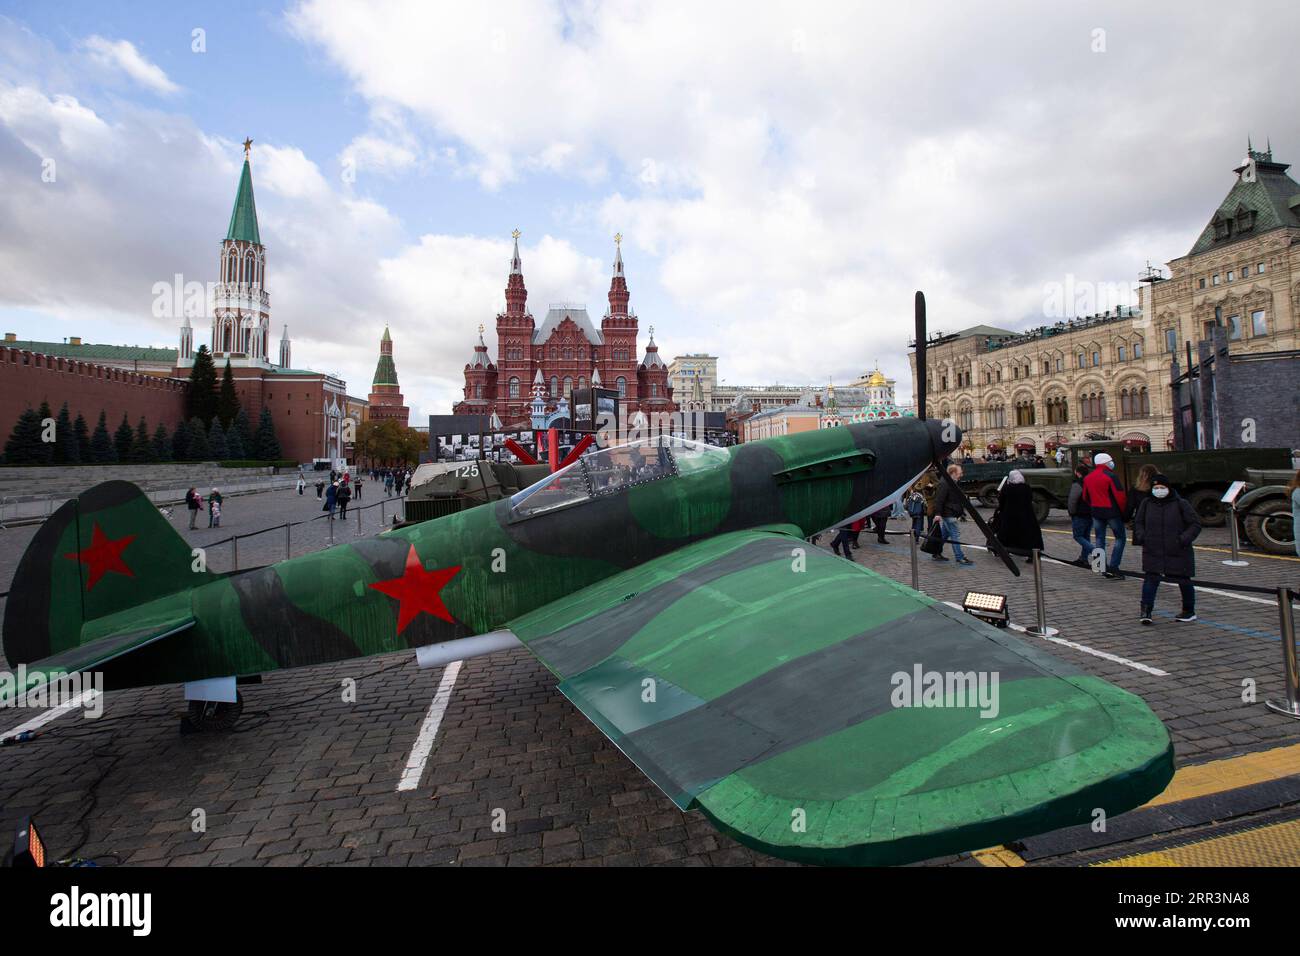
[
  {"left": 1236, "top": 468, "right": 1298, "bottom": 555},
  {"left": 956, "top": 458, "right": 1047, "bottom": 506},
  {"left": 1018, "top": 441, "right": 1292, "bottom": 527},
  {"left": 401, "top": 458, "right": 551, "bottom": 524}
]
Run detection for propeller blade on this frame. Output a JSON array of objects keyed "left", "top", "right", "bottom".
[
  {"left": 914, "top": 291, "right": 927, "bottom": 421},
  {"left": 939, "top": 467, "right": 1021, "bottom": 577}
]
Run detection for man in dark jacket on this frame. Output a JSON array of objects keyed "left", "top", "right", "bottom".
[
  {"left": 1132, "top": 473, "right": 1200, "bottom": 624},
  {"left": 931, "top": 464, "right": 973, "bottom": 565},
  {"left": 1082, "top": 452, "right": 1127, "bottom": 577},
  {"left": 185, "top": 487, "right": 201, "bottom": 529},
  {"left": 1066, "top": 464, "right": 1092, "bottom": 564}
]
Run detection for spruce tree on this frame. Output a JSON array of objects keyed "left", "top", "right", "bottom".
[
  {"left": 208, "top": 419, "right": 229, "bottom": 459},
  {"left": 54, "top": 402, "right": 76, "bottom": 464},
  {"left": 153, "top": 422, "right": 172, "bottom": 462},
  {"left": 36, "top": 400, "right": 55, "bottom": 464},
  {"left": 131, "top": 416, "right": 152, "bottom": 462},
  {"left": 3, "top": 408, "right": 43, "bottom": 464},
  {"left": 73, "top": 412, "right": 91, "bottom": 463},
  {"left": 254, "top": 407, "right": 281, "bottom": 461},
  {"left": 232, "top": 407, "right": 254, "bottom": 458},
  {"left": 171, "top": 417, "right": 191, "bottom": 461},
  {"left": 217, "top": 359, "right": 240, "bottom": 429},
  {"left": 113, "top": 413, "right": 134, "bottom": 461},
  {"left": 187, "top": 417, "right": 211, "bottom": 460},
  {"left": 225, "top": 420, "right": 246, "bottom": 459},
  {"left": 90, "top": 411, "right": 116, "bottom": 463},
  {"left": 185, "top": 345, "right": 219, "bottom": 427}
]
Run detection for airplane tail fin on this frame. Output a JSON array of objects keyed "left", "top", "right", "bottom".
[{"left": 2, "top": 481, "right": 212, "bottom": 672}]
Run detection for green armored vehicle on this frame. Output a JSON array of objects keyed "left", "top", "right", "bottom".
[
  {"left": 1235, "top": 468, "right": 1298, "bottom": 555},
  {"left": 1018, "top": 441, "right": 1292, "bottom": 528},
  {"left": 956, "top": 458, "right": 1047, "bottom": 506},
  {"left": 402, "top": 458, "right": 551, "bottom": 524}
]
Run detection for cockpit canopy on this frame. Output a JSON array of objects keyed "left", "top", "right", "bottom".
[{"left": 509, "top": 436, "right": 728, "bottom": 520}]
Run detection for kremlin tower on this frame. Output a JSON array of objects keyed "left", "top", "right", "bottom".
[{"left": 368, "top": 326, "right": 410, "bottom": 426}]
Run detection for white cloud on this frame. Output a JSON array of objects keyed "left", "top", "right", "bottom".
[
  {"left": 80, "top": 36, "right": 179, "bottom": 96},
  {"left": 288, "top": 0, "right": 1298, "bottom": 399}
]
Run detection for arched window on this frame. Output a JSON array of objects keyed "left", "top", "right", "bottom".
[
  {"left": 616, "top": 376, "right": 627, "bottom": 398},
  {"left": 578, "top": 377, "right": 586, "bottom": 391},
  {"left": 550, "top": 376, "right": 559, "bottom": 397},
  {"left": 1079, "top": 390, "right": 1105, "bottom": 422},
  {"left": 1015, "top": 400, "right": 1035, "bottom": 426},
  {"left": 563, "top": 376, "right": 573, "bottom": 396},
  {"left": 957, "top": 405, "right": 973, "bottom": 432},
  {"left": 509, "top": 377, "right": 520, "bottom": 399},
  {"left": 474, "top": 384, "right": 482, "bottom": 399},
  {"left": 1045, "top": 396, "right": 1068, "bottom": 424}
]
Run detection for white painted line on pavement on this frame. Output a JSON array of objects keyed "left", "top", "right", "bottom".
[
  {"left": 0, "top": 689, "right": 98, "bottom": 740},
  {"left": 396, "top": 660, "right": 462, "bottom": 792},
  {"left": 1039, "top": 635, "right": 1169, "bottom": 677},
  {"left": 942, "top": 601, "right": 1168, "bottom": 676}
]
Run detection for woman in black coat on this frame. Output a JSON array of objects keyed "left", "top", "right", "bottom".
[
  {"left": 993, "top": 470, "right": 1043, "bottom": 563},
  {"left": 1132, "top": 473, "right": 1200, "bottom": 625}
]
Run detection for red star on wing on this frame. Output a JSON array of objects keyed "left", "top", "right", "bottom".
[
  {"left": 368, "top": 544, "right": 461, "bottom": 634},
  {"left": 63, "top": 522, "right": 136, "bottom": 591}
]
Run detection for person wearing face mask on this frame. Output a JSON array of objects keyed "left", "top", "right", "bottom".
[{"left": 1132, "top": 473, "right": 1201, "bottom": 625}]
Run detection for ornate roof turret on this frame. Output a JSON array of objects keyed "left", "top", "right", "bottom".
[
  {"left": 640, "top": 324, "right": 667, "bottom": 369},
  {"left": 469, "top": 323, "right": 491, "bottom": 368}
]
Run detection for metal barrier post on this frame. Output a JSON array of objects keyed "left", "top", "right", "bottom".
[
  {"left": 232, "top": 535, "right": 239, "bottom": 571},
  {"left": 909, "top": 526, "right": 919, "bottom": 591},
  {"left": 1223, "top": 502, "right": 1249, "bottom": 567},
  {"left": 380, "top": 500, "right": 385, "bottom": 525},
  {"left": 1024, "top": 549, "right": 1059, "bottom": 637},
  {"left": 285, "top": 522, "right": 291, "bottom": 560},
  {"left": 328, "top": 515, "right": 334, "bottom": 545},
  {"left": 356, "top": 504, "right": 362, "bottom": 535},
  {"left": 1266, "top": 588, "right": 1300, "bottom": 719}
]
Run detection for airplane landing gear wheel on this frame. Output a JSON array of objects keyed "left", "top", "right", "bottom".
[{"left": 181, "top": 693, "right": 244, "bottom": 734}]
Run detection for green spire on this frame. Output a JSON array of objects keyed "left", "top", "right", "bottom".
[
  {"left": 373, "top": 326, "right": 398, "bottom": 386},
  {"left": 226, "top": 157, "right": 261, "bottom": 245}
]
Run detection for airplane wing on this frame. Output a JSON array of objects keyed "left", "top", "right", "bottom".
[{"left": 509, "top": 526, "right": 1173, "bottom": 866}]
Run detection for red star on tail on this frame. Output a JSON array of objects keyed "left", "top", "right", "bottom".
[
  {"left": 63, "top": 522, "right": 136, "bottom": 591},
  {"left": 368, "top": 545, "right": 461, "bottom": 634}
]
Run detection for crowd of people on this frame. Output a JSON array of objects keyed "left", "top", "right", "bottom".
[{"left": 826, "top": 457, "right": 1300, "bottom": 628}]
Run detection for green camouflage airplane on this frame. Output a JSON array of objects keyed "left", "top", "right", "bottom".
[{"left": 2, "top": 415, "right": 1173, "bottom": 865}]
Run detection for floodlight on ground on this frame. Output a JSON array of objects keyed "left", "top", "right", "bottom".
[{"left": 962, "top": 591, "right": 1009, "bottom": 628}]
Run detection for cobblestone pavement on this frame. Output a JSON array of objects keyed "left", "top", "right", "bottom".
[{"left": 1, "top": 486, "right": 1297, "bottom": 866}]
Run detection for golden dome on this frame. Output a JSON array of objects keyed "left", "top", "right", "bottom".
[{"left": 867, "top": 369, "right": 887, "bottom": 387}]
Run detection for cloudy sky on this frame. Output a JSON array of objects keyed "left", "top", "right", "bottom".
[{"left": 0, "top": 1, "right": 1294, "bottom": 418}]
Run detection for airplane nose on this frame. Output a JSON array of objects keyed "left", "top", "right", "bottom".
[{"left": 926, "top": 417, "right": 961, "bottom": 461}]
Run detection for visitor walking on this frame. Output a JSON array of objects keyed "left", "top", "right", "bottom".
[
  {"left": 315, "top": 478, "right": 325, "bottom": 499},
  {"left": 207, "top": 488, "right": 223, "bottom": 528},
  {"left": 1083, "top": 452, "right": 1127, "bottom": 578},
  {"left": 931, "top": 464, "right": 973, "bottom": 565},
  {"left": 904, "top": 486, "right": 928, "bottom": 540},
  {"left": 385, "top": 472, "right": 394, "bottom": 496},
  {"left": 992, "top": 470, "right": 1043, "bottom": 564},
  {"left": 869, "top": 505, "right": 890, "bottom": 545},
  {"left": 185, "top": 487, "right": 202, "bottom": 529},
  {"left": 337, "top": 480, "right": 352, "bottom": 519},
  {"left": 830, "top": 523, "right": 856, "bottom": 561},
  {"left": 1066, "top": 464, "right": 1093, "bottom": 564},
  {"left": 1132, "top": 474, "right": 1201, "bottom": 625},
  {"left": 324, "top": 481, "right": 338, "bottom": 519}
]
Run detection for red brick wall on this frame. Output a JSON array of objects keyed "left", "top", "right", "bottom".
[{"left": 0, "top": 347, "right": 186, "bottom": 435}]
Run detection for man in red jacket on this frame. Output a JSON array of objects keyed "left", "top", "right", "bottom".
[{"left": 1082, "top": 452, "right": 1128, "bottom": 577}]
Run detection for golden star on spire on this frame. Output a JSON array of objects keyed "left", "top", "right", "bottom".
[
  {"left": 614, "top": 232, "right": 622, "bottom": 246},
  {"left": 242, "top": 137, "right": 253, "bottom": 159},
  {"left": 511, "top": 228, "right": 521, "bottom": 240},
  {"left": 478, "top": 323, "right": 485, "bottom": 334}
]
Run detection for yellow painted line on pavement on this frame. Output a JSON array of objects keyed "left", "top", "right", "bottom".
[
  {"left": 1096, "top": 817, "right": 1300, "bottom": 867},
  {"left": 972, "top": 846, "right": 1025, "bottom": 867},
  {"left": 1140, "top": 741, "right": 1300, "bottom": 809}
]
